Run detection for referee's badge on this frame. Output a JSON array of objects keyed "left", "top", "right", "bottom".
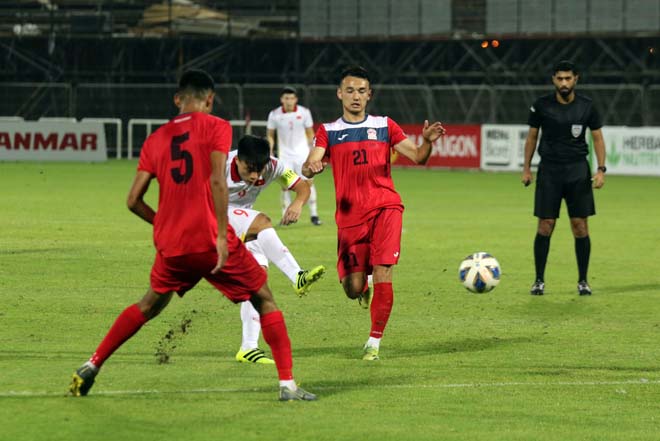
[{"left": 571, "top": 124, "right": 583, "bottom": 137}]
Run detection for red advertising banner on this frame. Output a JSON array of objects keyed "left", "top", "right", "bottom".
[{"left": 395, "top": 124, "right": 481, "bottom": 169}]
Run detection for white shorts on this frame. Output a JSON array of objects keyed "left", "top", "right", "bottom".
[
  {"left": 228, "top": 207, "right": 269, "bottom": 267},
  {"left": 278, "top": 155, "right": 309, "bottom": 181}
]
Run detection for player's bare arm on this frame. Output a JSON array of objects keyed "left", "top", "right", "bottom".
[
  {"left": 266, "top": 128, "right": 276, "bottom": 156},
  {"left": 210, "top": 150, "right": 229, "bottom": 274},
  {"left": 394, "top": 120, "right": 446, "bottom": 165},
  {"left": 591, "top": 128, "right": 606, "bottom": 189},
  {"left": 126, "top": 170, "right": 156, "bottom": 224},
  {"left": 281, "top": 177, "right": 311, "bottom": 225},
  {"left": 302, "top": 146, "right": 326, "bottom": 178},
  {"left": 522, "top": 127, "right": 539, "bottom": 187}
]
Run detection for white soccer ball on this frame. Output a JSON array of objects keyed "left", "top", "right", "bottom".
[{"left": 458, "top": 252, "right": 501, "bottom": 293}]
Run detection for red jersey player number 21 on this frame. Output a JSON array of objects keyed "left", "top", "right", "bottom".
[{"left": 302, "top": 65, "right": 445, "bottom": 362}]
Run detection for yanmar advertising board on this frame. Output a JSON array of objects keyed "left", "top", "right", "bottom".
[
  {"left": 395, "top": 124, "right": 481, "bottom": 169},
  {"left": 0, "top": 120, "right": 107, "bottom": 162}
]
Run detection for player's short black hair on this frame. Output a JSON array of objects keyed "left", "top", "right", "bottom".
[
  {"left": 237, "top": 135, "right": 270, "bottom": 173},
  {"left": 339, "top": 65, "right": 370, "bottom": 85},
  {"left": 553, "top": 60, "right": 578, "bottom": 75},
  {"left": 177, "top": 69, "right": 215, "bottom": 100},
  {"left": 281, "top": 86, "right": 298, "bottom": 96}
]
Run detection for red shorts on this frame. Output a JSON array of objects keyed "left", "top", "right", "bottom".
[
  {"left": 336, "top": 207, "right": 403, "bottom": 280},
  {"left": 150, "top": 235, "right": 267, "bottom": 303}
]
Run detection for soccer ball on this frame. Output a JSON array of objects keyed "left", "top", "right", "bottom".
[{"left": 458, "top": 252, "right": 501, "bottom": 293}]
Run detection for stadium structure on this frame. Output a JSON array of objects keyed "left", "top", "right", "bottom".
[{"left": 1, "top": 0, "right": 659, "bottom": 159}]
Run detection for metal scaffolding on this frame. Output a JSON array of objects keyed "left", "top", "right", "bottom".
[{"left": 1, "top": 35, "right": 658, "bottom": 85}]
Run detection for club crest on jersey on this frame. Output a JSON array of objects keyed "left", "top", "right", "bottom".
[
  {"left": 367, "top": 128, "right": 377, "bottom": 140},
  {"left": 571, "top": 124, "right": 583, "bottom": 138}
]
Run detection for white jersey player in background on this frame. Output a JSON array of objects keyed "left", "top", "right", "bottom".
[
  {"left": 228, "top": 135, "right": 326, "bottom": 364},
  {"left": 267, "top": 86, "right": 323, "bottom": 226}
]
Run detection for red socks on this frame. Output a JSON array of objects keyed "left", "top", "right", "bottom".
[
  {"left": 89, "top": 304, "right": 148, "bottom": 368},
  {"left": 370, "top": 282, "right": 394, "bottom": 338},
  {"left": 88, "top": 304, "right": 295, "bottom": 383},
  {"left": 260, "top": 310, "right": 293, "bottom": 380}
]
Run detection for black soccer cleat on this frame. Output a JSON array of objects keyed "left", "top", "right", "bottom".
[
  {"left": 310, "top": 216, "right": 323, "bottom": 226},
  {"left": 577, "top": 280, "right": 592, "bottom": 296},
  {"left": 69, "top": 364, "right": 98, "bottom": 397},
  {"left": 530, "top": 280, "right": 545, "bottom": 296}
]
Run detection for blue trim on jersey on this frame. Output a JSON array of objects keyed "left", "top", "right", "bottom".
[
  {"left": 340, "top": 115, "right": 369, "bottom": 125},
  {"left": 327, "top": 126, "right": 389, "bottom": 147}
]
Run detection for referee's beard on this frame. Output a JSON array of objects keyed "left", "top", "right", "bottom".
[{"left": 557, "top": 86, "right": 573, "bottom": 99}]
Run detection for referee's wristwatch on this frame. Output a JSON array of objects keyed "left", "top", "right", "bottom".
[{"left": 597, "top": 166, "right": 607, "bottom": 173}]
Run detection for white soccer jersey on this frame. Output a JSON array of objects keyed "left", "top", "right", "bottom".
[
  {"left": 226, "top": 150, "right": 301, "bottom": 209},
  {"left": 266, "top": 104, "right": 314, "bottom": 160}
]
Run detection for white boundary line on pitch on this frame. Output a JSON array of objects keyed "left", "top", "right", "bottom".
[{"left": 1, "top": 379, "right": 659, "bottom": 398}]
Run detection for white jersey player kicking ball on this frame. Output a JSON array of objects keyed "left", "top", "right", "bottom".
[{"left": 229, "top": 135, "right": 326, "bottom": 364}]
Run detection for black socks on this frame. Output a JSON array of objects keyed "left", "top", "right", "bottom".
[
  {"left": 575, "top": 236, "right": 591, "bottom": 282},
  {"left": 534, "top": 233, "right": 551, "bottom": 281}
]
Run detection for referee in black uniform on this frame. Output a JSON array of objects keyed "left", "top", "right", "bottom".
[{"left": 521, "top": 60, "right": 606, "bottom": 296}]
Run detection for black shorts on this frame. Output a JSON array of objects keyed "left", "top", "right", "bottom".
[{"left": 534, "top": 160, "right": 595, "bottom": 218}]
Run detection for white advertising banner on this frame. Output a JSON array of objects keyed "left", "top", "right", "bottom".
[
  {"left": 482, "top": 124, "right": 660, "bottom": 176},
  {"left": 0, "top": 121, "right": 107, "bottom": 162},
  {"left": 600, "top": 126, "right": 660, "bottom": 176},
  {"left": 480, "top": 124, "right": 539, "bottom": 171}
]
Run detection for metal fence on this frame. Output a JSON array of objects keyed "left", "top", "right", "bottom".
[{"left": 1, "top": 81, "right": 656, "bottom": 157}]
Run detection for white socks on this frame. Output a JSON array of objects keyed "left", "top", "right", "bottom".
[
  {"left": 308, "top": 184, "right": 318, "bottom": 217},
  {"left": 84, "top": 361, "right": 99, "bottom": 372},
  {"left": 257, "top": 228, "right": 301, "bottom": 283},
  {"left": 240, "top": 228, "right": 302, "bottom": 349},
  {"left": 365, "top": 337, "right": 381, "bottom": 349},
  {"left": 240, "top": 301, "right": 261, "bottom": 350},
  {"left": 279, "top": 379, "right": 297, "bottom": 390}
]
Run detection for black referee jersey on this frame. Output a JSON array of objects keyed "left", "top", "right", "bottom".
[{"left": 528, "top": 93, "right": 603, "bottom": 164}]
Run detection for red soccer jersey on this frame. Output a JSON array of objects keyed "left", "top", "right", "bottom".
[
  {"left": 138, "top": 112, "right": 232, "bottom": 257},
  {"left": 315, "top": 115, "right": 408, "bottom": 228}
]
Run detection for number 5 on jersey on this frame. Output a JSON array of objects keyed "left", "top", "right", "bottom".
[{"left": 170, "top": 132, "right": 192, "bottom": 184}]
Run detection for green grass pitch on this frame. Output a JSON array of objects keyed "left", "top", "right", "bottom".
[{"left": 1, "top": 161, "right": 659, "bottom": 441}]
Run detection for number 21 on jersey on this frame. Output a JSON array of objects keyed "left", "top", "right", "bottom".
[{"left": 353, "top": 148, "right": 368, "bottom": 165}]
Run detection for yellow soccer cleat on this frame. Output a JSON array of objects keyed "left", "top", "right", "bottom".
[
  {"left": 293, "top": 265, "right": 326, "bottom": 297},
  {"left": 358, "top": 287, "right": 371, "bottom": 309},
  {"left": 235, "top": 348, "right": 275, "bottom": 364},
  {"left": 362, "top": 345, "right": 379, "bottom": 361}
]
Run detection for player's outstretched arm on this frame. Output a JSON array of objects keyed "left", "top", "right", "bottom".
[
  {"left": 210, "top": 150, "right": 229, "bottom": 274},
  {"left": 127, "top": 170, "right": 156, "bottom": 224},
  {"left": 521, "top": 127, "right": 539, "bottom": 187},
  {"left": 281, "top": 178, "right": 311, "bottom": 225},
  {"left": 394, "top": 120, "right": 445, "bottom": 165},
  {"left": 302, "top": 146, "right": 327, "bottom": 178}
]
